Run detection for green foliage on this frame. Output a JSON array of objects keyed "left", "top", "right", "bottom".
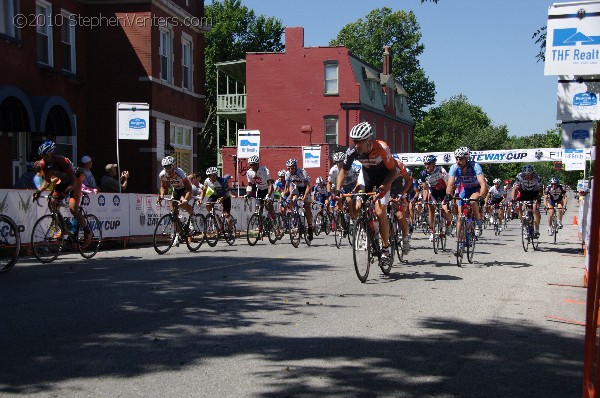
[{"left": 330, "top": 8, "right": 435, "bottom": 120}]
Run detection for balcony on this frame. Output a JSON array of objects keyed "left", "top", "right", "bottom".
[{"left": 217, "top": 94, "right": 246, "bottom": 114}]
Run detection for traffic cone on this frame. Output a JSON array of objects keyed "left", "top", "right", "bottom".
[{"left": 573, "top": 216, "right": 578, "bottom": 225}]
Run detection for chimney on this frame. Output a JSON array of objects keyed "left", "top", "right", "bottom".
[
  {"left": 382, "top": 46, "right": 391, "bottom": 75},
  {"left": 285, "top": 27, "right": 304, "bottom": 50}
]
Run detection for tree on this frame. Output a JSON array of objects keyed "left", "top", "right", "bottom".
[
  {"left": 201, "top": 0, "right": 284, "bottom": 172},
  {"left": 329, "top": 8, "right": 435, "bottom": 120}
]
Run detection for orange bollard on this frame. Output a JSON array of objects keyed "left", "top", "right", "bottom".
[{"left": 574, "top": 215, "right": 578, "bottom": 225}]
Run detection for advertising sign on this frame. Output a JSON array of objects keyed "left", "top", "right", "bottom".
[
  {"left": 557, "top": 76, "right": 600, "bottom": 120},
  {"left": 561, "top": 121, "right": 594, "bottom": 148},
  {"left": 117, "top": 102, "right": 150, "bottom": 140},
  {"left": 302, "top": 146, "right": 321, "bottom": 168},
  {"left": 563, "top": 148, "right": 586, "bottom": 171},
  {"left": 237, "top": 130, "right": 260, "bottom": 158},
  {"left": 545, "top": 1, "right": 600, "bottom": 75}
]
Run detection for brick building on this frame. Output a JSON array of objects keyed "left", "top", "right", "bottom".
[
  {"left": 0, "top": 0, "right": 208, "bottom": 192},
  {"left": 218, "top": 27, "right": 414, "bottom": 187}
]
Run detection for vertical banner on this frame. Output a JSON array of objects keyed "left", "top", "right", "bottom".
[
  {"left": 237, "top": 130, "right": 260, "bottom": 158},
  {"left": 563, "top": 148, "right": 586, "bottom": 171},
  {"left": 561, "top": 121, "right": 594, "bottom": 149},
  {"left": 117, "top": 102, "right": 150, "bottom": 140},
  {"left": 302, "top": 146, "right": 321, "bottom": 168}
]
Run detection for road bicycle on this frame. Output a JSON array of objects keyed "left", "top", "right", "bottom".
[
  {"left": 490, "top": 203, "right": 502, "bottom": 236},
  {"left": 351, "top": 192, "right": 395, "bottom": 283},
  {"left": 246, "top": 197, "right": 283, "bottom": 245},
  {"left": 153, "top": 196, "right": 205, "bottom": 254},
  {"left": 546, "top": 205, "right": 566, "bottom": 244},
  {"left": 452, "top": 197, "right": 478, "bottom": 267},
  {"left": 333, "top": 196, "right": 353, "bottom": 249},
  {"left": 312, "top": 201, "right": 332, "bottom": 236},
  {"left": 430, "top": 201, "right": 448, "bottom": 254},
  {"left": 415, "top": 201, "right": 430, "bottom": 235},
  {"left": 205, "top": 201, "right": 237, "bottom": 247},
  {"left": 31, "top": 193, "right": 102, "bottom": 263},
  {"left": 0, "top": 214, "right": 20, "bottom": 272},
  {"left": 519, "top": 200, "right": 539, "bottom": 252},
  {"left": 287, "top": 197, "right": 311, "bottom": 248},
  {"left": 388, "top": 196, "right": 407, "bottom": 262}
]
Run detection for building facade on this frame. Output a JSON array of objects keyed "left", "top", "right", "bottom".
[
  {"left": 219, "top": 27, "right": 414, "bottom": 186},
  {"left": 0, "top": 0, "right": 208, "bottom": 192}
]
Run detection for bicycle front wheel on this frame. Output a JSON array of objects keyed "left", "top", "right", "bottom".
[
  {"left": 314, "top": 211, "right": 323, "bottom": 236},
  {"left": 186, "top": 214, "right": 206, "bottom": 252},
  {"left": 352, "top": 217, "right": 371, "bottom": 283},
  {"left": 334, "top": 212, "right": 345, "bottom": 249},
  {"left": 31, "top": 214, "right": 64, "bottom": 263},
  {"left": 77, "top": 214, "right": 102, "bottom": 259},
  {"left": 456, "top": 218, "right": 466, "bottom": 267},
  {"left": 432, "top": 214, "right": 440, "bottom": 254},
  {"left": 204, "top": 214, "right": 219, "bottom": 247},
  {"left": 289, "top": 213, "right": 301, "bottom": 248},
  {"left": 521, "top": 221, "right": 530, "bottom": 252},
  {"left": 467, "top": 224, "right": 476, "bottom": 264},
  {"left": 266, "top": 216, "right": 278, "bottom": 244},
  {"left": 153, "top": 214, "right": 176, "bottom": 254},
  {"left": 275, "top": 213, "right": 285, "bottom": 240},
  {"left": 0, "top": 215, "right": 20, "bottom": 272},
  {"left": 324, "top": 211, "right": 333, "bottom": 235},
  {"left": 224, "top": 215, "right": 236, "bottom": 245},
  {"left": 246, "top": 213, "right": 261, "bottom": 246}
]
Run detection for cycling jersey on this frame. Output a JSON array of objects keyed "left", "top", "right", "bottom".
[
  {"left": 419, "top": 165, "right": 448, "bottom": 192},
  {"left": 546, "top": 184, "right": 566, "bottom": 201},
  {"left": 514, "top": 172, "right": 542, "bottom": 192},
  {"left": 328, "top": 164, "right": 358, "bottom": 191},
  {"left": 285, "top": 168, "right": 310, "bottom": 188},
  {"left": 343, "top": 140, "right": 396, "bottom": 188},
  {"left": 488, "top": 186, "right": 507, "bottom": 200},
  {"left": 448, "top": 161, "right": 483, "bottom": 190},
  {"left": 246, "top": 165, "right": 271, "bottom": 190},
  {"left": 390, "top": 160, "right": 412, "bottom": 197},
  {"left": 159, "top": 167, "right": 188, "bottom": 189},
  {"left": 40, "top": 155, "right": 74, "bottom": 185},
  {"left": 203, "top": 176, "right": 231, "bottom": 197}
]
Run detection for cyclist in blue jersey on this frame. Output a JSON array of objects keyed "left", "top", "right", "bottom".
[
  {"left": 199, "top": 167, "right": 233, "bottom": 229},
  {"left": 444, "top": 147, "right": 487, "bottom": 253},
  {"left": 273, "top": 170, "right": 287, "bottom": 201}
]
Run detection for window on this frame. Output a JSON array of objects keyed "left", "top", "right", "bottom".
[
  {"left": 0, "top": 0, "right": 18, "bottom": 38},
  {"left": 61, "top": 10, "right": 76, "bottom": 73},
  {"left": 324, "top": 117, "right": 338, "bottom": 144},
  {"left": 36, "top": 0, "right": 53, "bottom": 66},
  {"left": 324, "top": 61, "right": 338, "bottom": 95},
  {"left": 170, "top": 123, "right": 193, "bottom": 173},
  {"left": 160, "top": 28, "right": 173, "bottom": 83},
  {"left": 182, "top": 38, "right": 192, "bottom": 90}
]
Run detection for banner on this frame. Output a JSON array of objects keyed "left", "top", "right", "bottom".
[
  {"left": 117, "top": 102, "right": 150, "bottom": 140},
  {"left": 562, "top": 121, "right": 594, "bottom": 148},
  {"left": 563, "top": 148, "right": 586, "bottom": 171},
  {"left": 557, "top": 76, "right": 600, "bottom": 121},
  {"left": 302, "top": 146, "right": 321, "bottom": 168},
  {"left": 544, "top": 1, "right": 600, "bottom": 76},
  {"left": 237, "top": 130, "right": 260, "bottom": 158}
]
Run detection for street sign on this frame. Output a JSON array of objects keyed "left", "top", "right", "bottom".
[
  {"left": 302, "top": 146, "right": 321, "bottom": 168},
  {"left": 237, "top": 130, "right": 260, "bottom": 158},
  {"left": 563, "top": 148, "right": 586, "bottom": 171},
  {"left": 117, "top": 102, "right": 150, "bottom": 140}
]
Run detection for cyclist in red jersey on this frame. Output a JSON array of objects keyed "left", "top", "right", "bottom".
[
  {"left": 32, "top": 140, "right": 93, "bottom": 248},
  {"left": 335, "top": 122, "right": 397, "bottom": 265}
]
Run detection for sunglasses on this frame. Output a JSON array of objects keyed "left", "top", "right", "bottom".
[{"left": 163, "top": 165, "right": 173, "bottom": 170}]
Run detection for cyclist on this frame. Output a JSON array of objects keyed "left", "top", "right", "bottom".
[
  {"left": 273, "top": 170, "right": 286, "bottom": 200},
  {"left": 157, "top": 156, "right": 194, "bottom": 221},
  {"left": 246, "top": 155, "right": 275, "bottom": 217},
  {"left": 444, "top": 146, "right": 487, "bottom": 254},
  {"left": 419, "top": 154, "right": 451, "bottom": 241},
  {"left": 485, "top": 178, "right": 507, "bottom": 232},
  {"left": 544, "top": 177, "right": 567, "bottom": 235},
  {"left": 199, "top": 166, "right": 233, "bottom": 229},
  {"left": 389, "top": 158, "right": 413, "bottom": 254},
  {"left": 327, "top": 151, "right": 359, "bottom": 228},
  {"left": 336, "top": 122, "right": 397, "bottom": 265},
  {"left": 32, "top": 140, "right": 93, "bottom": 248},
  {"left": 282, "top": 158, "right": 314, "bottom": 240},
  {"left": 312, "top": 177, "right": 329, "bottom": 206},
  {"left": 407, "top": 177, "right": 420, "bottom": 233},
  {"left": 511, "top": 165, "right": 543, "bottom": 238}
]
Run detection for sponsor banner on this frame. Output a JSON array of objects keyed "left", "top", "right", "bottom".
[
  {"left": 557, "top": 76, "right": 600, "bottom": 121},
  {"left": 237, "top": 130, "right": 260, "bottom": 158},
  {"left": 392, "top": 148, "right": 593, "bottom": 166},
  {"left": 562, "top": 121, "right": 594, "bottom": 149},
  {"left": 302, "top": 146, "right": 321, "bottom": 168},
  {"left": 544, "top": 2, "right": 600, "bottom": 76},
  {"left": 89, "top": 193, "right": 130, "bottom": 238},
  {"left": 117, "top": 102, "right": 150, "bottom": 140},
  {"left": 564, "top": 148, "right": 586, "bottom": 171}
]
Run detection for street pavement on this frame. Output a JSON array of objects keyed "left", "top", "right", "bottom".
[{"left": 0, "top": 205, "right": 587, "bottom": 397}]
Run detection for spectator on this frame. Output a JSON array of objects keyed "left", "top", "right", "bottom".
[
  {"left": 188, "top": 173, "right": 203, "bottom": 196},
  {"left": 13, "top": 162, "right": 37, "bottom": 189},
  {"left": 80, "top": 155, "right": 98, "bottom": 189},
  {"left": 101, "top": 163, "right": 129, "bottom": 192},
  {"left": 33, "top": 161, "right": 45, "bottom": 189}
]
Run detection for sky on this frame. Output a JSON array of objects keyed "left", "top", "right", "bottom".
[{"left": 238, "top": 0, "right": 559, "bottom": 137}]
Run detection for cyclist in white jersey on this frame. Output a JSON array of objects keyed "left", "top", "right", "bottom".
[
  {"left": 511, "top": 165, "right": 543, "bottom": 238},
  {"left": 246, "top": 155, "right": 275, "bottom": 216},
  {"left": 283, "top": 158, "right": 314, "bottom": 240},
  {"left": 157, "top": 156, "right": 194, "bottom": 217},
  {"left": 485, "top": 178, "right": 507, "bottom": 231}
]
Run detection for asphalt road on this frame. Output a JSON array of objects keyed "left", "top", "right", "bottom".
[{"left": 0, "top": 205, "right": 587, "bottom": 397}]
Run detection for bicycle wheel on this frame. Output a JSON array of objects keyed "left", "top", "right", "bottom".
[
  {"left": 289, "top": 213, "right": 301, "bottom": 248},
  {"left": 521, "top": 221, "right": 530, "bottom": 252},
  {"left": 266, "top": 215, "right": 278, "bottom": 244},
  {"left": 334, "top": 211, "right": 345, "bottom": 249},
  {"left": 224, "top": 215, "right": 236, "bottom": 245},
  {"left": 186, "top": 214, "right": 206, "bottom": 252},
  {"left": 455, "top": 218, "right": 466, "bottom": 267},
  {"left": 352, "top": 217, "right": 371, "bottom": 283},
  {"left": 379, "top": 218, "right": 393, "bottom": 275},
  {"left": 467, "top": 223, "right": 476, "bottom": 264},
  {"left": 246, "top": 213, "right": 261, "bottom": 246},
  {"left": 552, "top": 216, "right": 558, "bottom": 244},
  {"left": 324, "top": 211, "right": 333, "bottom": 235},
  {"left": 531, "top": 227, "right": 540, "bottom": 251},
  {"left": 77, "top": 214, "right": 102, "bottom": 259},
  {"left": 275, "top": 213, "right": 285, "bottom": 240},
  {"left": 432, "top": 214, "right": 440, "bottom": 254},
  {"left": 393, "top": 217, "right": 404, "bottom": 263},
  {"left": 303, "top": 216, "right": 312, "bottom": 246},
  {"left": 0, "top": 215, "right": 20, "bottom": 272},
  {"left": 314, "top": 211, "right": 323, "bottom": 236},
  {"left": 204, "top": 214, "right": 219, "bottom": 247},
  {"left": 31, "top": 214, "right": 64, "bottom": 263},
  {"left": 153, "top": 214, "right": 176, "bottom": 254}
]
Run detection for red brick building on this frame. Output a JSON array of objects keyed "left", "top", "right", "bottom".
[
  {"left": 219, "top": 27, "right": 414, "bottom": 186},
  {"left": 0, "top": 0, "right": 208, "bottom": 192}
]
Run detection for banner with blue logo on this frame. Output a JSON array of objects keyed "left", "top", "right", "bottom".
[
  {"left": 561, "top": 121, "right": 594, "bottom": 148},
  {"left": 302, "top": 146, "right": 321, "bottom": 168},
  {"left": 545, "top": 1, "right": 600, "bottom": 76},
  {"left": 557, "top": 76, "right": 600, "bottom": 121},
  {"left": 237, "top": 130, "right": 260, "bottom": 158},
  {"left": 117, "top": 102, "right": 150, "bottom": 140}
]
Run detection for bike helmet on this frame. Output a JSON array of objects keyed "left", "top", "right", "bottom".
[
  {"left": 161, "top": 156, "right": 175, "bottom": 167},
  {"left": 316, "top": 176, "right": 324, "bottom": 184},
  {"left": 349, "top": 122, "right": 373, "bottom": 140},
  {"left": 522, "top": 165, "right": 534, "bottom": 175},
  {"left": 277, "top": 169, "right": 286, "bottom": 177},
  {"left": 504, "top": 179, "right": 511, "bottom": 185},
  {"left": 333, "top": 152, "right": 345, "bottom": 162},
  {"left": 550, "top": 177, "right": 559, "bottom": 184},
  {"left": 248, "top": 155, "right": 259, "bottom": 164},
  {"left": 423, "top": 154, "right": 437, "bottom": 164},
  {"left": 454, "top": 146, "right": 471, "bottom": 158},
  {"left": 493, "top": 178, "right": 501, "bottom": 184},
  {"left": 206, "top": 166, "right": 218, "bottom": 175},
  {"left": 38, "top": 140, "right": 56, "bottom": 155},
  {"left": 286, "top": 158, "right": 297, "bottom": 167}
]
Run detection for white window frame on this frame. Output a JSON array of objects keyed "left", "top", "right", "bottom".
[
  {"left": 159, "top": 27, "right": 173, "bottom": 83},
  {"left": 324, "top": 117, "right": 338, "bottom": 145},
  {"left": 169, "top": 123, "right": 193, "bottom": 173},
  {"left": 0, "top": 0, "right": 18, "bottom": 38},
  {"left": 181, "top": 34, "right": 193, "bottom": 91},
  {"left": 36, "top": 0, "right": 53, "bottom": 66},
  {"left": 324, "top": 61, "right": 338, "bottom": 95},
  {"left": 60, "top": 9, "right": 76, "bottom": 73}
]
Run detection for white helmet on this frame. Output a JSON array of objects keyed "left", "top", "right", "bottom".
[
  {"left": 454, "top": 147, "right": 471, "bottom": 158},
  {"left": 161, "top": 156, "right": 175, "bottom": 167},
  {"left": 349, "top": 122, "right": 372, "bottom": 140},
  {"left": 286, "top": 158, "right": 297, "bottom": 167},
  {"left": 493, "top": 178, "right": 501, "bottom": 184},
  {"left": 277, "top": 169, "right": 286, "bottom": 177},
  {"left": 248, "top": 155, "right": 259, "bottom": 164},
  {"left": 206, "top": 166, "right": 218, "bottom": 175},
  {"left": 333, "top": 152, "right": 345, "bottom": 162},
  {"left": 316, "top": 176, "right": 324, "bottom": 184}
]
